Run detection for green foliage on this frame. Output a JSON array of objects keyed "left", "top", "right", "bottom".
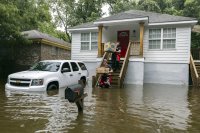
[
  {"left": 73, "top": 0, "right": 102, "bottom": 26},
  {"left": 104, "top": 0, "right": 136, "bottom": 15},
  {"left": 1, "top": 0, "right": 199, "bottom": 45},
  {"left": 191, "top": 32, "right": 200, "bottom": 48},
  {"left": 183, "top": 0, "right": 200, "bottom": 24},
  {"left": 50, "top": 0, "right": 103, "bottom": 42},
  {"left": 0, "top": 2, "right": 21, "bottom": 40},
  {"left": 138, "top": 0, "right": 161, "bottom": 12},
  {"left": 0, "top": 0, "right": 64, "bottom": 43}
]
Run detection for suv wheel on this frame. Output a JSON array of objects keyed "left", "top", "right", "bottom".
[
  {"left": 80, "top": 79, "right": 86, "bottom": 87},
  {"left": 47, "top": 84, "right": 58, "bottom": 96},
  {"left": 47, "top": 84, "right": 58, "bottom": 91}
]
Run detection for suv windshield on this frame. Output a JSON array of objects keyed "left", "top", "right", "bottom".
[{"left": 30, "top": 62, "right": 61, "bottom": 72}]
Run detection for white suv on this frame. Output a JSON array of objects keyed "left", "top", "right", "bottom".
[{"left": 5, "top": 60, "right": 89, "bottom": 91}]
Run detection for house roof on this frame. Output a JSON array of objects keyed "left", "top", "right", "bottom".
[
  {"left": 22, "top": 30, "right": 70, "bottom": 48},
  {"left": 97, "top": 10, "right": 196, "bottom": 23},
  {"left": 69, "top": 10, "right": 197, "bottom": 30},
  {"left": 69, "top": 22, "right": 96, "bottom": 29}
]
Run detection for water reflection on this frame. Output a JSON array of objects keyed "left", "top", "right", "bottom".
[{"left": 0, "top": 80, "right": 200, "bottom": 133}]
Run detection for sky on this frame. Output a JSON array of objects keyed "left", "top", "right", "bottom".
[{"left": 102, "top": 4, "right": 110, "bottom": 17}]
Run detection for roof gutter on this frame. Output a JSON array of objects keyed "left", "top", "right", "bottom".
[
  {"left": 93, "top": 17, "right": 149, "bottom": 25},
  {"left": 148, "top": 20, "right": 198, "bottom": 26},
  {"left": 32, "top": 38, "right": 71, "bottom": 50},
  {"left": 68, "top": 27, "right": 98, "bottom": 32}
]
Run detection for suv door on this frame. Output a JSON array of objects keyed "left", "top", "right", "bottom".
[
  {"left": 60, "top": 62, "right": 74, "bottom": 88},
  {"left": 70, "top": 62, "right": 81, "bottom": 84},
  {"left": 78, "top": 62, "right": 88, "bottom": 78}
]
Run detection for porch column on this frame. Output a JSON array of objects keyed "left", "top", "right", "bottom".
[
  {"left": 139, "top": 22, "right": 144, "bottom": 56},
  {"left": 98, "top": 25, "right": 103, "bottom": 57}
]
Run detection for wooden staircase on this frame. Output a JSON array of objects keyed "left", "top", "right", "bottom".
[
  {"left": 93, "top": 41, "right": 133, "bottom": 88},
  {"left": 108, "top": 60, "right": 123, "bottom": 87},
  {"left": 190, "top": 54, "right": 200, "bottom": 86}
]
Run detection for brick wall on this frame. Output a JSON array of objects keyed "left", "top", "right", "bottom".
[
  {"left": 15, "top": 42, "right": 41, "bottom": 68},
  {"left": 40, "top": 44, "right": 71, "bottom": 60}
]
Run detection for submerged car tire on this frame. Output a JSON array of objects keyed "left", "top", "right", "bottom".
[
  {"left": 47, "top": 84, "right": 58, "bottom": 96},
  {"left": 80, "top": 79, "right": 86, "bottom": 87},
  {"left": 47, "top": 84, "right": 58, "bottom": 91}
]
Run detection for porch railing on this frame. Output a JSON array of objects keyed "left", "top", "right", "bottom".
[
  {"left": 118, "top": 41, "right": 132, "bottom": 88},
  {"left": 190, "top": 54, "right": 199, "bottom": 86},
  {"left": 191, "top": 48, "right": 200, "bottom": 60}
]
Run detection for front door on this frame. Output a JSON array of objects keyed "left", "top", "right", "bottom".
[{"left": 117, "top": 30, "right": 129, "bottom": 57}]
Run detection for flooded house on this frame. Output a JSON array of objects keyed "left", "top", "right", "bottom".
[
  {"left": 69, "top": 10, "right": 198, "bottom": 87},
  {"left": 0, "top": 30, "right": 71, "bottom": 77}
]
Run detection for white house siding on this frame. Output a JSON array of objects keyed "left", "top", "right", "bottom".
[
  {"left": 71, "top": 32, "right": 98, "bottom": 62},
  {"left": 143, "top": 25, "right": 191, "bottom": 63},
  {"left": 71, "top": 24, "right": 192, "bottom": 85},
  {"left": 125, "top": 58, "right": 144, "bottom": 85},
  {"left": 144, "top": 63, "right": 188, "bottom": 85},
  {"left": 143, "top": 25, "right": 191, "bottom": 85}
]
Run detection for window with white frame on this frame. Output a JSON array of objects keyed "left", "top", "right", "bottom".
[
  {"left": 81, "top": 32, "right": 98, "bottom": 51},
  {"left": 91, "top": 32, "right": 98, "bottom": 50},
  {"left": 149, "top": 28, "right": 176, "bottom": 50},
  {"left": 149, "top": 29, "right": 161, "bottom": 49},
  {"left": 81, "top": 33, "right": 90, "bottom": 50},
  {"left": 163, "top": 28, "right": 176, "bottom": 49}
]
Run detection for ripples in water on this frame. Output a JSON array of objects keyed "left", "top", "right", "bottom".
[{"left": 0, "top": 81, "right": 200, "bottom": 133}]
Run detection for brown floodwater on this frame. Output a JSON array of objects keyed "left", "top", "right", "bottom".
[{"left": 0, "top": 80, "right": 200, "bottom": 133}]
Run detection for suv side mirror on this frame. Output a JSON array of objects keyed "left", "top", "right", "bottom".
[{"left": 61, "top": 68, "right": 70, "bottom": 73}]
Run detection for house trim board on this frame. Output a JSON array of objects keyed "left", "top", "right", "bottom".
[
  {"left": 32, "top": 39, "right": 71, "bottom": 50},
  {"left": 94, "top": 17, "right": 149, "bottom": 25},
  {"left": 69, "top": 21, "right": 197, "bottom": 31}
]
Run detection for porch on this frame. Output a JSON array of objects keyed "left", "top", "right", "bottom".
[
  {"left": 96, "top": 21, "right": 145, "bottom": 58},
  {"left": 93, "top": 20, "right": 146, "bottom": 88}
]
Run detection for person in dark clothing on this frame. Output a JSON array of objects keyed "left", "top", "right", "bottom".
[
  {"left": 111, "top": 42, "right": 121, "bottom": 71},
  {"left": 115, "top": 45, "right": 121, "bottom": 71},
  {"left": 111, "top": 51, "right": 116, "bottom": 70}
]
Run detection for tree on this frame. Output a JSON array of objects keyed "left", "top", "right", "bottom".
[
  {"left": 50, "top": 0, "right": 75, "bottom": 43},
  {"left": 0, "top": 1, "right": 21, "bottom": 41},
  {"left": 73, "top": 0, "right": 102, "bottom": 25},
  {"left": 183, "top": 0, "right": 200, "bottom": 24},
  {"left": 103, "top": 0, "right": 136, "bottom": 15},
  {"left": 138, "top": 0, "right": 161, "bottom": 12},
  {"left": 50, "top": 0, "right": 103, "bottom": 43},
  {"left": 0, "top": 0, "right": 58, "bottom": 43}
]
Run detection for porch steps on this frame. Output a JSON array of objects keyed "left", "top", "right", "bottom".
[
  {"left": 190, "top": 55, "right": 200, "bottom": 86},
  {"left": 195, "top": 62, "right": 200, "bottom": 76},
  {"left": 108, "top": 60, "right": 123, "bottom": 87},
  {"left": 93, "top": 41, "right": 133, "bottom": 88}
]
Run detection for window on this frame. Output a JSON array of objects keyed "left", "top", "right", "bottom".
[
  {"left": 149, "top": 29, "right": 161, "bottom": 49},
  {"left": 30, "top": 62, "right": 61, "bottom": 72},
  {"left": 70, "top": 62, "right": 79, "bottom": 71},
  {"left": 81, "top": 33, "right": 90, "bottom": 50},
  {"left": 163, "top": 28, "right": 176, "bottom": 49},
  {"left": 61, "top": 62, "right": 71, "bottom": 72},
  {"left": 81, "top": 32, "right": 98, "bottom": 51},
  {"left": 91, "top": 32, "right": 98, "bottom": 50},
  {"left": 149, "top": 28, "right": 176, "bottom": 50},
  {"left": 78, "top": 62, "right": 87, "bottom": 70}
]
